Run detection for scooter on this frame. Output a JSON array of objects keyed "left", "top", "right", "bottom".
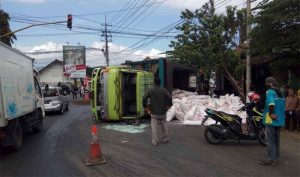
[{"left": 201, "top": 101, "right": 266, "bottom": 146}]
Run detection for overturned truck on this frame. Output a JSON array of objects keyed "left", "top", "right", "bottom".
[{"left": 90, "top": 66, "right": 153, "bottom": 121}]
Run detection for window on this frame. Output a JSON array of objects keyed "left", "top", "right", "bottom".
[
  {"left": 43, "top": 88, "right": 59, "bottom": 97},
  {"left": 34, "top": 77, "right": 42, "bottom": 98}
]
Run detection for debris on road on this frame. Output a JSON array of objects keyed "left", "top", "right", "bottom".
[
  {"left": 167, "top": 89, "right": 246, "bottom": 125},
  {"left": 103, "top": 124, "right": 149, "bottom": 133},
  {"left": 121, "top": 140, "right": 129, "bottom": 144}
]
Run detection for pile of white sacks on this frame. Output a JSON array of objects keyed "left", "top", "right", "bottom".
[{"left": 166, "top": 89, "right": 247, "bottom": 125}]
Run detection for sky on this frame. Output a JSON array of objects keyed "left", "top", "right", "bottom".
[{"left": 1, "top": 0, "right": 259, "bottom": 67}]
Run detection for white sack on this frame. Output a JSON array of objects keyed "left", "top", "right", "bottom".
[
  {"left": 184, "top": 105, "right": 197, "bottom": 121},
  {"left": 166, "top": 106, "right": 176, "bottom": 121},
  {"left": 183, "top": 120, "right": 203, "bottom": 125},
  {"left": 175, "top": 111, "right": 185, "bottom": 121}
]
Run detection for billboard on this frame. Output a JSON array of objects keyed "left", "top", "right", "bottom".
[{"left": 63, "top": 46, "right": 86, "bottom": 78}]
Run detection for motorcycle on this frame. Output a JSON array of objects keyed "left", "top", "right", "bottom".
[{"left": 201, "top": 100, "right": 266, "bottom": 146}]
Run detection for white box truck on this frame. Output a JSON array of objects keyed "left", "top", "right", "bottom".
[{"left": 0, "top": 42, "right": 45, "bottom": 150}]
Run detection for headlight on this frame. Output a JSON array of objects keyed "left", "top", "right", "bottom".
[{"left": 51, "top": 100, "right": 61, "bottom": 106}]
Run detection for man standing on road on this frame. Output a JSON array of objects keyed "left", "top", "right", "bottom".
[
  {"left": 143, "top": 78, "right": 172, "bottom": 146},
  {"left": 258, "top": 77, "right": 285, "bottom": 166}
]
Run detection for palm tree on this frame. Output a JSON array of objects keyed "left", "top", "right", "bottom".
[{"left": 0, "top": 9, "right": 17, "bottom": 46}]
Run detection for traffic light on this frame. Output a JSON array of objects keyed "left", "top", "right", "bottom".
[{"left": 67, "top": 14, "right": 72, "bottom": 30}]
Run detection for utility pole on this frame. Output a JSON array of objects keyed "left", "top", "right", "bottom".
[
  {"left": 101, "top": 15, "right": 112, "bottom": 66},
  {"left": 246, "top": 0, "right": 251, "bottom": 96}
]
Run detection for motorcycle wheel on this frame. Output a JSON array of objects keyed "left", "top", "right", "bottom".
[
  {"left": 204, "top": 125, "right": 223, "bottom": 145},
  {"left": 257, "top": 127, "right": 267, "bottom": 146}
]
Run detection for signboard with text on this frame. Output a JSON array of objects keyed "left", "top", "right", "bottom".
[{"left": 63, "top": 46, "right": 86, "bottom": 79}]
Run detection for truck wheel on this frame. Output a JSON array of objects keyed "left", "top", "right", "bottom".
[
  {"left": 33, "top": 110, "right": 43, "bottom": 133},
  {"left": 8, "top": 119, "right": 23, "bottom": 150},
  {"left": 59, "top": 106, "right": 64, "bottom": 114},
  {"left": 65, "top": 103, "right": 69, "bottom": 111}
]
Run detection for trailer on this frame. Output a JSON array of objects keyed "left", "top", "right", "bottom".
[{"left": 90, "top": 66, "right": 153, "bottom": 121}]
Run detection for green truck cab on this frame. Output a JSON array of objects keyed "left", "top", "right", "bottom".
[{"left": 90, "top": 66, "right": 153, "bottom": 121}]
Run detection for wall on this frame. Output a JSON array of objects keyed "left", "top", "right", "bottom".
[{"left": 39, "top": 63, "right": 66, "bottom": 85}]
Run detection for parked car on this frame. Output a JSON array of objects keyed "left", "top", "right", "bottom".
[{"left": 42, "top": 87, "right": 69, "bottom": 114}]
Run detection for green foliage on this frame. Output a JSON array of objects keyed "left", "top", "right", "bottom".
[
  {"left": 250, "top": 0, "right": 300, "bottom": 67},
  {"left": 168, "top": 0, "right": 247, "bottom": 97},
  {"left": 0, "top": 9, "right": 16, "bottom": 46},
  {"left": 86, "top": 66, "right": 96, "bottom": 77}
]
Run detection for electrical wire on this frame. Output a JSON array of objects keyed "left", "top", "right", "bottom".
[
  {"left": 121, "top": 19, "right": 184, "bottom": 53},
  {"left": 109, "top": 0, "right": 136, "bottom": 23},
  {"left": 6, "top": 0, "right": 166, "bottom": 19},
  {"left": 114, "top": 0, "right": 155, "bottom": 33}
]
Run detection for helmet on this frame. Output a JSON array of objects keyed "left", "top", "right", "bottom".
[{"left": 249, "top": 93, "right": 260, "bottom": 102}]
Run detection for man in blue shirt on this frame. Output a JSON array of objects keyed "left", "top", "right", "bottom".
[{"left": 258, "top": 77, "right": 285, "bottom": 166}]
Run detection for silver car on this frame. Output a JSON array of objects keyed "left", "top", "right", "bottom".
[{"left": 42, "top": 87, "right": 69, "bottom": 114}]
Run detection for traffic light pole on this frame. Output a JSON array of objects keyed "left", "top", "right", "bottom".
[{"left": 0, "top": 20, "right": 67, "bottom": 38}]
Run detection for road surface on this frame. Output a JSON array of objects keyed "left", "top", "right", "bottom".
[{"left": 1, "top": 100, "right": 300, "bottom": 177}]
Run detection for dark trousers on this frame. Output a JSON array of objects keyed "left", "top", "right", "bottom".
[
  {"left": 266, "top": 126, "right": 280, "bottom": 161},
  {"left": 285, "top": 110, "right": 297, "bottom": 131},
  {"left": 72, "top": 92, "right": 77, "bottom": 99}
]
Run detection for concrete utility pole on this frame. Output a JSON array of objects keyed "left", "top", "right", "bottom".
[
  {"left": 246, "top": 0, "right": 252, "bottom": 95},
  {"left": 101, "top": 15, "right": 112, "bottom": 66}
]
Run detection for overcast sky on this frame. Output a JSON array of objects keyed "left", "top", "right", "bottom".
[{"left": 1, "top": 0, "right": 261, "bottom": 67}]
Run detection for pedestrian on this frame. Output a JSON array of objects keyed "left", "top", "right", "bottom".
[
  {"left": 80, "top": 85, "right": 85, "bottom": 98},
  {"left": 143, "top": 77, "right": 172, "bottom": 146},
  {"left": 72, "top": 85, "right": 77, "bottom": 99},
  {"left": 283, "top": 85, "right": 290, "bottom": 97},
  {"left": 258, "top": 77, "right": 285, "bottom": 166},
  {"left": 285, "top": 89, "right": 299, "bottom": 132}
]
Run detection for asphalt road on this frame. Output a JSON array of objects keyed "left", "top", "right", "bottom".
[{"left": 1, "top": 100, "right": 300, "bottom": 177}]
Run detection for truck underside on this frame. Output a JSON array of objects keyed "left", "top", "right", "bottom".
[{"left": 122, "top": 72, "right": 137, "bottom": 117}]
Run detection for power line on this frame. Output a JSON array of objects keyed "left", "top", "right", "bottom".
[
  {"left": 121, "top": 19, "right": 184, "bottom": 52},
  {"left": 6, "top": 1, "right": 167, "bottom": 19},
  {"left": 115, "top": 0, "right": 167, "bottom": 34},
  {"left": 113, "top": 0, "right": 145, "bottom": 28},
  {"left": 10, "top": 13, "right": 179, "bottom": 35},
  {"left": 11, "top": 15, "right": 178, "bottom": 36},
  {"left": 114, "top": 0, "right": 154, "bottom": 33},
  {"left": 215, "top": 0, "right": 232, "bottom": 10},
  {"left": 109, "top": 0, "right": 136, "bottom": 23},
  {"left": 130, "top": 0, "right": 164, "bottom": 28}
]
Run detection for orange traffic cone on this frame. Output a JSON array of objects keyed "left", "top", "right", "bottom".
[{"left": 85, "top": 125, "right": 106, "bottom": 166}]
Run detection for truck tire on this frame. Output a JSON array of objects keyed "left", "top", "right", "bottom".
[
  {"left": 65, "top": 103, "right": 69, "bottom": 111},
  {"left": 33, "top": 110, "right": 43, "bottom": 133},
  {"left": 8, "top": 119, "right": 23, "bottom": 150},
  {"left": 59, "top": 105, "right": 64, "bottom": 114}
]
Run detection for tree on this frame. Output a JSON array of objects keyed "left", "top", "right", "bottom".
[
  {"left": 250, "top": 0, "right": 300, "bottom": 67},
  {"left": 0, "top": 9, "right": 16, "bottom": 46},
  {"left": 168, "top": 0, "right": 247, "bottom": 100}
]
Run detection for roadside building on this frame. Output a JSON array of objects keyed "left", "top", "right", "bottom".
[{"left": 36, "top": 59, "right": 67, "bottom": 86}]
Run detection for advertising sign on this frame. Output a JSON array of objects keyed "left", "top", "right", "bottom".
[{"left": 63, "top": 46, "right": 86, "bottom": 78}]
